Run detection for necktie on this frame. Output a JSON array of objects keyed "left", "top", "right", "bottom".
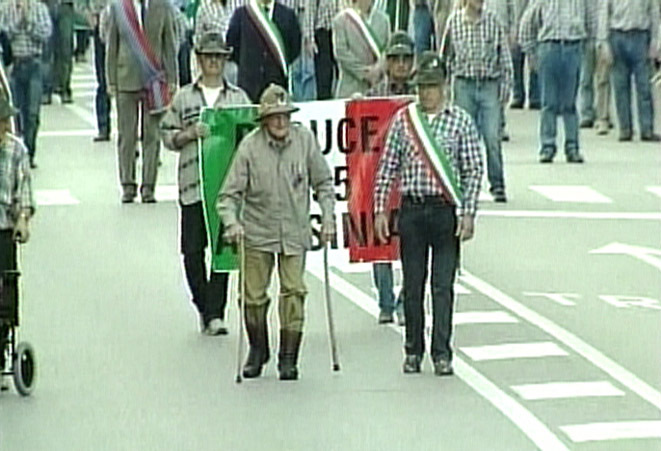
[{"left": 139, "top": 0, "right": 146, "bottom": 28}]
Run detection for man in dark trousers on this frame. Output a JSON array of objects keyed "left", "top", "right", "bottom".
[
  {"left": 374, "top": 52, "right": 484, "bottom": 376},
  {"left": 226, "top": 0, "right": 301, "bottom": 102}
]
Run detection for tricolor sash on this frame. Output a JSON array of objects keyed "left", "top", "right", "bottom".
[
  {"left": 113, "top": 0, "right": 171, "bottom": 114},
  {"left": 246, "top": 0, "right": 288, "bottom": 77},
  {"left": 342, "top": 8, "right": 382, "bottom": 63},
  {"left": 404, "top": 103, "right": 463, "bottom": 207}
]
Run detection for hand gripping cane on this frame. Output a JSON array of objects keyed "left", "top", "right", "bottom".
[
  {"left": 323, "top": 242, "right": 340, "bottom": 372},
  {"left": 235, "top": 236, "right": 247, "bottom": 383}
]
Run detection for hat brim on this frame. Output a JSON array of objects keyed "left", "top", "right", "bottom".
[
  {"left": 386, "top": 45, "right": 414, "bottom": 57},
  {"left": 195, "top": 47, "right": 233, "bottom": 55},
  {"left": 258, "top": 105, "right": 300, "bottom": 120}
]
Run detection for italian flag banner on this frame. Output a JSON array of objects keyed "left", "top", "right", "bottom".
[{"left": 199, "top": 106, "right": 258, "bottom": 272}]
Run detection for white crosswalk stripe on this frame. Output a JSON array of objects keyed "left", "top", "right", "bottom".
[
  {"left": 454, "top": 311, "right": 519, "bottom": 325},
  {"left": 529, "top": 185, "right": 613, "bottom": 203},
  {"left": 511, "top": 381, "right": 625, "bottom": 400},
  {"left": 461, "top": 342, "right": 569, "bottom": 361},
  {"left": 560, "top": 421, "right": 661, "bottom": 443}
]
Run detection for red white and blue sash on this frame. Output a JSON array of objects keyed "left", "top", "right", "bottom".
[
  {"left": 404, "top": 103, "right": 462, "bottom": 206},
  {"left": 113, "top": 0, "right": 171, "bottom": 113}
]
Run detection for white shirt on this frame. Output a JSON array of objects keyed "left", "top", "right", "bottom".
[
  {"left": 132, "top": 0, "right": 149, "bottom": 28},
  {"left": 262, "top": 0, "right": 275, "bottom": 19},
  {"left": 201, "top": 84, "right": 223, "bottom": 106}
]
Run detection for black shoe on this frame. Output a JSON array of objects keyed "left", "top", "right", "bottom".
[
  {"left": 29, "top": 160, "right": 37, "bottom": 169},
  {"left": 529, "top": 103, "right": 541, "bottom": 110},
  {"left": 579, "top": 119, "right": 594, "bottom": 129},
  {"left": 278, "top": 330, "right": 302, "bottom": 381},
  {"left": 121, "top": 192, "right": 136, "bottom": 203},
  {"left": 433, "top": 359, "right": 454, "bottom": 377},
  {"left": 41, "top": 94, "right": 52, "bottom": 105},
  {"left": 60, "top": 92, "right": 73, "bottom": 104},
  {"left": 243, "top": 347, "right": 268, "bottom": 378},
  {"left": 492, "top": 191, "right": 507, "bottom": 203},
  {"left": 93, "top": 134, "right": 110, "bottom": 142},
  {"left": 539, "top": 151, "right": 555, "bottom": 163},
  {"left": 510, "top": 101, "right": 524, "bottom": 109},
  {"left": 618, "top": 132, "right": 633, "bottom": 142},
  {"left": 141, "top": 194, "right": 157, "bottom": 204},
  {"left": 501, "top": 131, "right": 510, "bottom": 142},
  {"left": 641, "top": 133, "right": 661, "bottom": 142},
  {"left": 403, "top": 355, "right": 421, "bottom": 374},
  {"left": 566, "top": 152, "right": 585, "bottom": 164},
  {"left": 378, "top": 311, "right": 394, "bottom": 324}
]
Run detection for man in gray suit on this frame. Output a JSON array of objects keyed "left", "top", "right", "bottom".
[
  {"left": 333, "top": 0, "right": 390, "bottom": 98},
  {"left": 106, "top": 0, "right": 177, "bottom": 203}
]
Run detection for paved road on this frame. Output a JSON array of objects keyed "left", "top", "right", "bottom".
[{"left": 0, "top": 62, "right": 660, "bottom": 450}]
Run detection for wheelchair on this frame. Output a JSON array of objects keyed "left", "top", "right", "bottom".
[{"left": 1, "top": 269, "right": 36, "bottom": 396}]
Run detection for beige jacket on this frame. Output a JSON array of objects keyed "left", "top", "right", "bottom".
[{"left": 217, "top": 124, "right": 335, "bottom": 255}]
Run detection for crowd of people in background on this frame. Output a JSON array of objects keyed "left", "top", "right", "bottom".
[{"left": 0, "top": 0, "right": 660, "bottom": 380}]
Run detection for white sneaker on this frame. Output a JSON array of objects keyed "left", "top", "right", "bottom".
[{"left": 204, "top": 318, "right": 228, "bottom": 336}]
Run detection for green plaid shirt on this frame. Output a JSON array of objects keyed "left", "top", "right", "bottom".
[{"left": 0, "top": 134, "right": 35, "bottom": 230}]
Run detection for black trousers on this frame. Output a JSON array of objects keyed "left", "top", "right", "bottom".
[
  {"left": 180, "top": 202, "right": 228, "bottom": 323},
  {"left": 0, "top": 230, "right": 17, "bottom": 369},
  {"left": 314, "top": 28, "right": 336, "bottom": 100},
  {"left": 399, "top": 199, "right": 458, "bottom": 361}
]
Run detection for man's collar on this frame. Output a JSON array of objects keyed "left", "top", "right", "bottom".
[
  {"left": 461, "top": 6, "right": 484, "bottom": 23},
  {"left": 194, "top": 77, "right": 228, "bottom": 91},
  {"left": 262, "top": 127, "right": 292, "bottom": 149}
]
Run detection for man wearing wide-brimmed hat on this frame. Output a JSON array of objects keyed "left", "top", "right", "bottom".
[
  {"left": 217, "top": 84, "right": 335, "bottom": 381},
  {"left": 161, "top": 32, "right": 250, "bottom": 337},
  {"left": 374, "top": 51, "right": 484, "bottom": 376},
  {"left": 0, "top": 97, "right": 35, "bottom": 391}
]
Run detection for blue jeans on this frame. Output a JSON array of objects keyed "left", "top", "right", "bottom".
[
  {"left": 609, "top": 30, "right": 655, "bottom": 136},
  {"left": 511, "top": 44, "right": 540, "bottom": 106},
  {"left": 93, "top": 26, "right": 110, "bottom": 135},
  {"left": 413, "top": 3, "right": 434, "bottom": 53},
  {"left": 537, "top": 41, "right": 581, "bottom": 155},
  {"left": 10, "top": 58, "right": 43, "bottom": 160},
  {"left": 453, "top": 77, "right": 505, "bottom": 193},
  {"left": 372, "top": 262, "right": 403, "bottom": 315}
]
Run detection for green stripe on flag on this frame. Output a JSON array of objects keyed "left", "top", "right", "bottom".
[{"left": 199, "top": 106, "right": 258, "bottom": 272}]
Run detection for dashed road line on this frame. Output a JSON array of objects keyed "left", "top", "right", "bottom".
[
  {"left": 529, "top": 185, "right": 613, "bottom": 203},
  {"left": 461, "top": 342, "right": 569, "bottom": 361},
  {"left": 560, "top": 421, "right": 661, "bottom": 443},
  {"left": 511, "top": 381, "right": 625, "bottom": 400}
]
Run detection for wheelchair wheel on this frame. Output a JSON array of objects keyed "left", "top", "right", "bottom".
[{"left": 13, "top": 342, "right": 36, "bottom": 396}]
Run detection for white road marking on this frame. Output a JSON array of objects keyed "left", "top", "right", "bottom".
[
  {"left": 72, "top": 74, "right": 97, "bottom": 82},
  {"left": 454, "top": 311, "right": 519, "bottom": 325},
  {"left": 511, "top": 381, "right": 625, "bottom": 400},
  {"left": 64, "top": 103, "right": 97, "bottom": 128},
  {"left": 71, "top": 82, "right": 98, "bottom": 90},
  {"left": 73, "top": 92, "right": 95, "bottom": 99},
  {"left": 40, "top": 129, "right": 96, "bottom": 137},
  {"left": 304, "top": 258, "right": 569, "bottom": 451},
  {"left": 36, "top": 189, "right": 80, "bottom": 206},
  {"left": 529, "top": 185, "right": 612, "bottom": 203},
  {"left": 522, "top": 292, "right": 579, "bottom": 306},
  {"left": 155, "top": 185, "right": 179, "bottom": 202},
  {"left": 461, "top": 342, "right": 568, "bottom": 361},
  {"left": 591, "top": 242, "right": 661, "bottom": 273},
  {"left": 599, "top": 295, "right": 661, "bottom": 311},
  {"left": 478, "top": 210, "right": 661, "bottom": 220},
  {"left": 460, "top": 271, "right": 661, "bottom": 412},
  {"left": 560, "top": 421, "right": 661, "bottom": 443},
  {"left": 646, "top": 186, "right": 661, "bottom": 199}
]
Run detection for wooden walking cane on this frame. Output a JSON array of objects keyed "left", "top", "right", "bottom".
[
  {"left": 323, "top": 242, "right": 340, "bottom": 372},
  {"left": 235, "top": 236, "right": 246, "bottom": 383}
]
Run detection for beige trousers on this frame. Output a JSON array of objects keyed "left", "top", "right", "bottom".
[{"left": 242, "top": 248, "right": 307, "bottom": 332}]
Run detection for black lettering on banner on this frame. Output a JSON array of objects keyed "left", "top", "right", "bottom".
[
  {"left": 310, "top": 119, "right": 333, "bottom": 155},
  {"left": 337, "top": 118, "right": 355, "bottom": 154},
  {"left": 360, "top": 116, "right": 379, "bottom": 153},
  {"left": 334, "top": 166, "right": 349, "bottom": 201}
]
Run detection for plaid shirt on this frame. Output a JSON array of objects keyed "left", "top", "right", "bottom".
[
  {"left": 0, "top": 0, "right": 52, "bottom": 58},
  {"left": 519, "top": 0, "right": 596, "bottom": 53},
  {"left": 194, "top": 0, "right": 242, "bottom": 43},
  {"left": 598, "top": 0, "right": 660, "bottom": 49},
  {"left": 374, "top": 103, "right": 484, "bottom": 217},
  {"left": 441, "top": 7, "right": 514, "bottom": 102},
  {"left": 0, "top": 134, "right": 34, "bottom": 230}
]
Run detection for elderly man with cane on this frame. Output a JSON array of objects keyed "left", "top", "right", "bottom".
[
  {"left": 217, "top": 84, "right": 335, "bottom": 381},
  {"left": 374, "top": 52, "right": 484, "bottom": 375}
]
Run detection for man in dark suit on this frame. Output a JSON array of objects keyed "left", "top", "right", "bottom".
[
  {"left": 106, "top": 0, "right": 177, "bottom": 203},
  {"left": 226, "top": 0, "right": 302, "bottom": 102}
]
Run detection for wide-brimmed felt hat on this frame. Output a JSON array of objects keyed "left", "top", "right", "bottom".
[
  {"left": 386, "top": 31, "right": 414, "bottom": 57},
  {"left": 258, "top": 84, "right": 299, "bottom": 120},
  {"left": 0, "top": 96, "right": 18, "bottom": 120},
  {"left": 412, "top": 51, "right": 447, "bottom": 85},
  {"left": 195, "top": 32, "right": 233, "bottom": 55}
]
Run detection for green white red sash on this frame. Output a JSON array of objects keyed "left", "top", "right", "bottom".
[
  {"left": 246, "top": 0, "right": 288, "bottom": 76},
  {"left": 342, "top": 8, "right": 381, "bottom": 63},
  {"left": 404, "top": 103, "right": 463, "bottom": 206}
]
